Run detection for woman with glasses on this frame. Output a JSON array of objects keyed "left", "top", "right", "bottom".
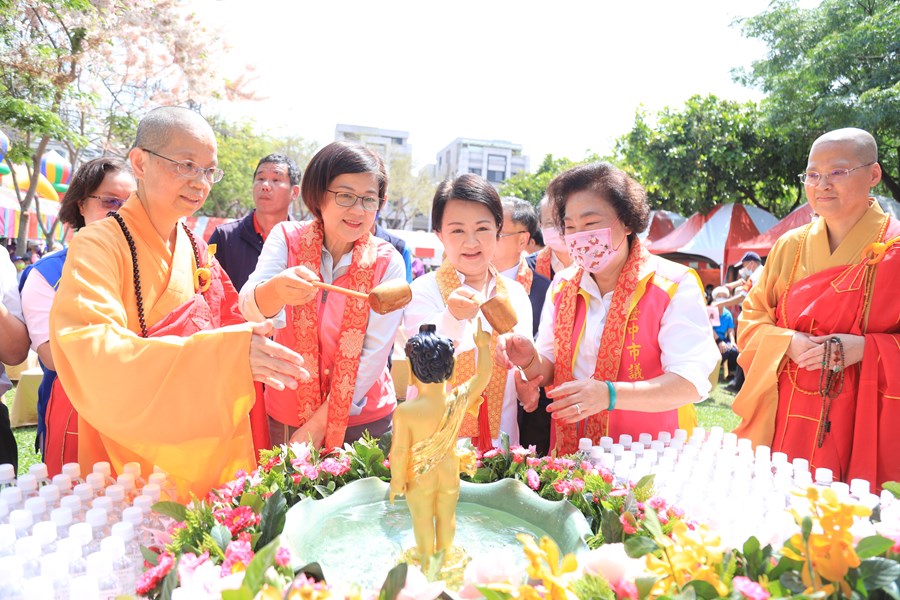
[
  {"left": 402, "top": 174, "right": 533, "bottom": 451},
  {"left": 19, "top": 156, "right": 135, "bottom": 473},
  {"left": 240, "top": 142, "right": 406, "bottom": 449},
  {"left": 496, "top": 162, "right": 718, "bottom": 455}
]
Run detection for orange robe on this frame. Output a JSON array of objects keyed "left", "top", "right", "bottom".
[{"left": 49, "top": 197, "right": 256, "bottom": 502}]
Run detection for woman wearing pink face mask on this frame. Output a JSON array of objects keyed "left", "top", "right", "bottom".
[{"left": 498, "top": 162, "right": 718, "bottom": 455}]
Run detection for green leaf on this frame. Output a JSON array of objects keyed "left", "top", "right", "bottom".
[
  {"left": 801, "top": 515, "right": 813, "bottom": 540},
  {"left": 856, "top": 535, "right": 897, "bottom": 559},
  {"left": 624, "top": 536, "right": 658, "bottom": 558},
  {"left": 882, "top": 482, "right": 900, "bottom": 499},
  {"left": 743, "top": 536, "right": 760, "bottom": 557},
  {"left": 475, "top": 587, "right": 514, "bottom": 600},
  {"left": 642, "top": 507, "right": 664, "bottom": 539},
  {"left": 256, "top": 489, "right": 287, "bottom": 551},
  {"left": 152, "top": 501, "right": 188, "bottom": 523},
  {"left": 635, "top": 576, "right": 659, "bottom": 599},
  {"left": 210, "top": 524, "right": 232, "bottom": 554},
  {"left": 635, "top": 474, "right": 655, "bottom": 493},
  {"left": 242, "top": 538, "right": 280, "bottom": 593},
  {"left": 600, "top": 506, "right": 624, "bottom": 544},
  {"left": 683, "top": 580, "right": 719, "bottom": 599},
  {"left": 779, "top": 570, "right": 807, "bottom": 594},
  {"left": 221, "top": 589, "right": 253, "bottom": 600},
  {"left": 140, "top": 545, "right": 159, "bottom": 567},
  {"left": 769, "top": 555, "right": 804, "bottom": 580},
  {"left": 296, "top": 562, "right": 325, "bottom": 581},
  {"left": 859, "top": 557, "right": 900, "bottom": 591},
  {"left": 378, "top": 562, "right": 408, "bottom": 600},
  {"left": 239, "top": 492, "right": 265, "bottom": 513},
  {"left": 377, "top": 432, "right": 393, "bottom": 456}
]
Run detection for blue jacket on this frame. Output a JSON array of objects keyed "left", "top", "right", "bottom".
[{"left": 208, "top": 211, "right": 269, "bottom": 293}]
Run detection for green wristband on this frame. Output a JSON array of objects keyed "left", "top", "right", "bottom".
[{"left": 605, "top": 380, "right": 617, "bottom": 411}]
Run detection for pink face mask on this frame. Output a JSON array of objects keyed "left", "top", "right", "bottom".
[
  {"left": 541, "top": 227, "right": 568, "bottom": 254},
  {"left": 564, "top": 226, "right": 626, "bottom": 274}
]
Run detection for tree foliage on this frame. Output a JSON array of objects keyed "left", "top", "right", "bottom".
[
  {"left": 736, "top": 0, "right": 900, "bottom": 200},
  {"left": 380, "top": 153, "right": 434, "bottom": 229},
  {"left": 499, "top": 153, "right": 604, "bottom": 206},
  {"left": 615, "top": 95, "right": 800, "bottom": 217}
]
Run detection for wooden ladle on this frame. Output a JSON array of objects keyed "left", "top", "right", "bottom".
[
  {"left": 309, "top": 278, "right": 412, "bottom": 315},
  {"left": 479, "top": 292, "right": 518, "bottom": 334}
]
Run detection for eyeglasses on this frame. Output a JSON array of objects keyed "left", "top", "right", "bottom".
[
  {"left": 86, "top": 195, "right": 127, "bottom": 210},
  {"left": 141, "top": 148, "right": 225, "bottom": 184},
  {"left": 798, "top": 162, "right": 875, "bottom": 185},
  {"left": 498, "top": 230, "right": 528, "bottom": 238},
  {"left": 327, "top": 189, "right": 383, "bottom": 212}
]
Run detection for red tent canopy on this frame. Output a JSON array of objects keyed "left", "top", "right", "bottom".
[{"left": 735, "top": 203, "right": 814, "bottom": 258}]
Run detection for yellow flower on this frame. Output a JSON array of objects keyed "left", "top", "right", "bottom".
[
  {"left": 517, "top": 534, "right": 579, "bottom": 600},
  {"left": 645, "top": 521, "right": 730, "bottom": 598}
]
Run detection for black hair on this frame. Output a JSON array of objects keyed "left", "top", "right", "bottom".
[
  {"left": 405, "top": 324, "right": 455, "bottom": 384},
  {"left": 301, "top": 142, "right": 387, "bottom": 221},
  {"left": 431, "top": 173, "right": 503, "bottom": 232},
  {"left": 501, "top": 196, "right": 539, "bottom": 240},
  {"left": 255, "top": 153, "right": 301, "bottom": 186},
  {"left": 58, "top": 157, "right": 132, "bottom": 229}
]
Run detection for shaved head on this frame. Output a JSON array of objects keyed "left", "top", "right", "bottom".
[
  {"left": 810, "top": 128, "right": 878, "bottom": 164},
  {"left": 134, "top": 106, "right": 215, "bottom": 152}
]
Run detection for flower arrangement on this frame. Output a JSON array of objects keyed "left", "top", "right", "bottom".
[{"left": 138, "top": 435, "right": 900, "bottom": 600}]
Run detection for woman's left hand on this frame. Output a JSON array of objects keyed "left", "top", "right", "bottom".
[
  {"left": 546, "top": 379, "right": 609, "bottom": 424},
  {"left": 807, "top": 334, "right": 866, "bottom": 369}
]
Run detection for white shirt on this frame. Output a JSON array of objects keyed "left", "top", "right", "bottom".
[
  {"left": 535, "top": 262, "right": 718, "bottom": 400},
  {"left": 403, "top": 269, "right": 533, "bottom": 446},
  {"left": 1, "top": 254, "right": 25, "bottom": 395},
  {"left": 21, "top": 269, "right": 55, "bottom": 352},
  {"left": 239, "top": 223, "right": 407, "bottom": 415}
]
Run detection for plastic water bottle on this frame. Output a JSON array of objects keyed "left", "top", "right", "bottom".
[
  {"left": 0, "top": 523, "right": 15, "bottom": 558},
  {"left": 60, "top": 495, "right": 83, "bottom": 522},
  {"left": 0, "top": 487, "right": 23, "bottom": 512},
  {"left": 151, "top": 466, "right": 178, "bottom": 501},
  {"left": 84, "top": 508, "right": 109, "bottom": 554},
  {"left": 9, "top": 510, "right": 32, "bottom": 539},
  {"left": 140, "top": 483, "right": 160, "bottom": 505},
  {"left": 61, "top": 463, "right": 83, "bottom": 487},
  {"left": 0, "top": 555, "right": 25, "bottom": 599},
  {"left": 50, "top": 507, "right": 73, "bottom": 540},
  {"left": 121, "top": 506, "right": 143, "bottom": 534},
  {"left": 0, "top": 500, "right": 8, "bottom": 526},
  {"left": 14, "top": 536, "right": 40, "bottom": 578},
  {"left": 72, "top": 482, "right": 94, "bottom": 506},
  {"left": 92, "top": 463, "right": 116, "bottom": 487},
  {"left": 0, "top": 464, "right": 15, "bottom": 489},
  {"left": 102, "top": 485, "right": 126, "bottom": 521},
  {"left": 23, "top": 497, "right": 47, "bottom": 524},
  {"left": 101, "top": 536, "right": 135, "bottom": 595},
  {"left": 51, "top": 473, "right": 72, "bottom": 494},
  {"left": 57, "top": 533, "right": 87, "bottom": 578},
  {"left": 85, "top": 473, "right": 106, "bottom": 498},
  {"left": 26, "top": 465, "right": 51, "bottom": 489},
  {"left": 38, "top": 484, "right": 61, "bottom": 510},
  {"left": 86, "top": 551, "right": 121, "bottom": 599},
  {"left": 69, "top": 574, "right": 100, "bottom": 598},
  {"left": 14, "top": 475, "right": 38, "bottom": 501},
  {"left": 92, "top": 496, "right": 114, "bottom": 518},
  {"left": 39, "top": 552, "right": 70, "bottom": 599},
  {"left": 31, "top": 521, "right": 57, "bottom": 554},
  {"left": 116, "top": 473, "right": 138, "bottom": 503},
  {"left": 122, "top": 463, "right": 146, "bottom": 490},
  {"left": 21, "top": 575, "right": 54, "bottom": 599},
  {"left": 110, "top": 521, "right": 142, "bottom": 582}
]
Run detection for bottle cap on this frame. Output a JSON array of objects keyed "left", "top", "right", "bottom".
[
  {"left": 92, "top": 462, "right": 112, "bottom": 477},
  {"left": 50, "top": 507, "right": 73, "bottom": 527},
  {"left": 24, "top": 496, "right": 47, "bottom": 517},
  {"left": 792, "top": 457, "right": 810, "bottom": 474},
  {"left": 85, "top": 473, "right": 105, "bottom": 493},
  {"left": 771, "top": 452, "right": 788, "bottom": 466},
  {"left": 141, "top": 483, "right": 161, "bottom": 503},
  {"left": 148, "top": 473, "right": 168, "bottom": 488},
  {"left": 631, "top": 442, "right": 644, "bottom": 456},
  {"left": 14, "top": 535, "right": 40, "bottom": 560},
  {"left": 0, "top": 463, "right": 16, "bottom": 483},
  {"left": 850, "top": 478, "right": 870, "bottom": 499},
  {"left": 92, "top": 496, "right": 113, "bottom": 513},
  {"left": 610, "top": 443, "right": 624, "bottom": 457},
  {"left": 69, "top": 522, "right": 92, "bottom": 546},
  {"left": 10, "top": 508, "right": 33, "bottom": 531},
  {"left": 814, "top": 467, "right": 833, "bottom": 485},
  {"left": 32, "top": 521, "right": 57, "bottom": 545},
  {"left": 618, "top": 434, "right": 633, "bottom": 447},
  {"left": 0, "top": 486, "right": 17, "bottom": 506},
  {"left": 85, "top": 507, "right": 108, "bottom": 528},
  {"left": 830, "top": 481, "right": 850, "bottom": 498},
  {"left": 28, "top": 464, "right": 49, "bottom": 480},
  {"left": 110, "top": 521, "right": 134, "bottom": 542},
  {"left": 86, "top": 551, "right": 113, "bottom": 578},
  {"left": 657, "top": 431, "right": 672, "bottom": 443},
  {"left": 599, "top": 453, "right": 616, "bottom": 470},
  {"left": 116, "top": 473, "right": 136, "bottom": 491},
  {"left": 51, "top": 474, "right": 72, "bottom": 492},
  {"left": 104, "top": 485, "right": 125, "bottom": 502},
  {"left": 133, "top": 495, "right": 153, "bottom": 513},
  {"left": 122, "top": 506, "right": 143, "bottom": 527},
  {"left": 754, "top": 445, "right": 771, "bottom": 462},
  {"left": 578, "top": 438, "right": 592, "bottom": 452},
  {"left": 61, "top": 462, "right": 82, "bottom": 481},
  {"left": 153, "top": 465, "right": 168, "bottom": 475},
  {"left": 100, "top": 535, "right": 125, "bottom": 558},
  {"left": 16, "top": 473, "right": 37, "bottom": 493},
  {"left": 60, "top": 495, "right": 82, "bottom": 515},
  {"left": 599, "top": 436, "right": 613, "bottom": 450},
  {"left": 73, "top": 483, "right": 94, "bottom": 502},
  {"left": 39, "top": 484, "right": 61, "bottom": 506},
  {"left": 673, "top": 429, "right": 688, "bottom": 442},
  {"left": 0, "top": 499, "right": 6, "bottom": 521},
  {"left": 123, "top": 462, "right": 142, "bottom": 478}
]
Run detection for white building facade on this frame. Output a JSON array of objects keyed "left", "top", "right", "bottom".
[
  {"left": 433, "top": 138, "right": 529, "bottom": 185},
  {"left": 334, "top": 124, "right": 411, "bottom": 163}
]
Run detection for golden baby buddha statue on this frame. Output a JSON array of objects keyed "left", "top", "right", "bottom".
[{"left": 389, "top": 320, "right": 492, "bottom": 573}]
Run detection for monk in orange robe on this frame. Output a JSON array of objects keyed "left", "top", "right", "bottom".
[
  {"left": 50, "top": 107, "right": 307, "bottom": 501},
  {"left": 734, "top": 128, "right": 900, "bottom": 490}
]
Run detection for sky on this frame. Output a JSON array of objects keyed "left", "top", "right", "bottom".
[{"left": 196, "top": 0, "right": 809, "bottom": 172}]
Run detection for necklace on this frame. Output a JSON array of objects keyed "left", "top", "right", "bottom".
[{"left": 816, "top": 336, "right": 845, "bottom": 448}]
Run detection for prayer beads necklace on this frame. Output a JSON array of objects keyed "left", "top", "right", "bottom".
[
  {"left": 109, "top": 211, "right": 204, "bottom": 338},
  {"left": 816, "top": 336, "right": 844, "bottom": 448}
]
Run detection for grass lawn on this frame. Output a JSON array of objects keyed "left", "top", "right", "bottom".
[{"left": 3, "top": 387, "right": 40, "bottom": 474}]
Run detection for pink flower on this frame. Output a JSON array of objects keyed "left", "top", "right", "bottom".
[
  {"left": 459, "top": 552, "right": 521, "bottom": 598},
  {"left": 177, "top": 551, "right": 210, "bottom": 582},
  {"left": 580, "top": 461, "right": 594, "bottom": 472},
  {"left": 290, "top": 573, "right": 330, "bottom": 594},
  {"left": 570, "top": 478, "right": 585, "bottom": 493},
  {"left": 511, "top": 445, "right": 535, "bottom": 464},
  {"left": 298, "top": 464, "right": 319, "bottom": 480},
  {"left": 214, "top": 505, "right": 260, "bottom": 536},
  {"left": 275, "top": 547, "right": 291, "bottom": 568},
  {"left": 619, "top": 513, "right": 637, "bottom": 535},
  {"left": 610, "top": 488, "right": 630, "bottom": 497},
  {"left": 382, "top": 458, "right": 391, "bottom": 469},
  {"left": 398, "top": 564, "right": 445, "bottom": 600},
  {"left": 733, "top": 576, "right": 770, "bottom": 600},
  {"left": 582, "top": 543, "right": 645, "bottom": 595},
  {"left": 319, "top": 457, "right": 350, "bottom": 477},
  {"left": 261, "top": 455, "right": 282, "bottom": 472},
  {"left": 646, "top": 496, "right": 667, "bottom": 511},
  {"left": 526, "top": 469, "right": 540, "bottom": 490},
  {"left": 136, "top": 552, "right": 175, "bottom": 595},
  {"left": 221, "top": 540, "right": 255, "bottom": 576},
  {"left": 526, "top": 457, "right": 542, "bottom": 468},
  {"left": 615, "top": 579, "right": 639, "bottom": 599},
  {"left": 553, "top": 480, "right": 571, "bottom": 495},
  {"left": 599, "top": 468, "right": 614, "bottom": 484},
  {"left": 212, "top": 471, "right": 248, "bottom": 503},
  {"left": 667, "top": 505, "right": 685, "bottom": 520},
  {"left": 483, "top": 448, "right": 501, "bottom": 459}
]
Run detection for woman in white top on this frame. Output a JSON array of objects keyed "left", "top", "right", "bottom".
[
  {"left": 239, "top": 142, "right": 405, "bottom": 450},
  {"left": 20, "top": 157, "right": 134, "bottom": 471},
  {"left": 403, "top": 174, "right": 532, "bottom": 450},
  {"left": 497, "top": 162, "right": 719, "bottom": 455}
]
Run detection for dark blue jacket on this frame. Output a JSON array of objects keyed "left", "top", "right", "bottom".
[
  {"left": 208, "top": 211, "right": 270, "bottom": 293},
  {"left": 374, "top": 224, "right": 413, "bottom": 283}
]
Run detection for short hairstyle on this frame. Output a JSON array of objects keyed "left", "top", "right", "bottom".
[
  {"left": 431, "top": 173, "right": 503, "bottom": 232},
  {"left": 255, "top": 153, "right": 301, "bottom": 186},
  {"left": 301, "top": 142, "right": 387, "bottom": 221},
  {"left": 133, "top": 106, "right": 212, "bottom": 152},
  {"left": 547, "top": 162, "right": 650, "bottom": 238},
  {"left": 405, "top": 324, "right": 455, "bottom": 384},
  {"left": 501, "top": 196, "right": 539, "bottom": 240},
  {"left": 58, "top": 157, "right": 132, "bottom": 229}
]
